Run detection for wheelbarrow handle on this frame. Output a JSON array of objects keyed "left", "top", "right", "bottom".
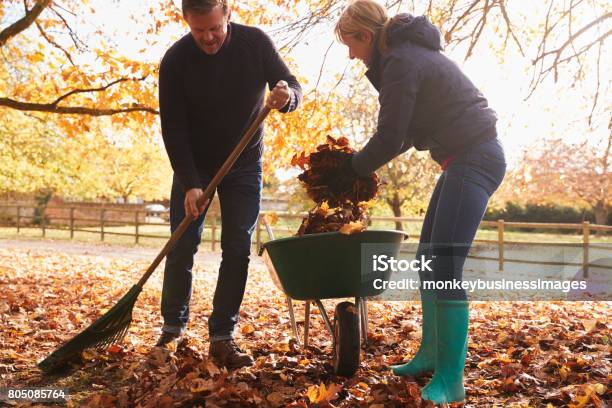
[
  {"left": 136, "top": 106, "right": 272, "bottom": 289},
  {"left": 257, "top": 214, "right": 276, "bottom": 256}
]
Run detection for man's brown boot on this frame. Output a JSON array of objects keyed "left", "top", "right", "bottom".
[
  {"left": 155, "top": 331, "right": 182, "bottom": 351},
  {"left": 209, "top": 340, "right": 254, "bottom": 369}
]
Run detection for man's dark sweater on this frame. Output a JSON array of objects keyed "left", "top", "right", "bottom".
[{"left": 159, "top": 22, "right": 302, "bottom": 191}]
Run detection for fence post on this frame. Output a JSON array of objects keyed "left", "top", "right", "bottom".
[
  {"left": 100, "top": 209, "right": 105, "bottom": 241},
  {"left": 211, "top": 214, "right": 217, "bottom": 251},
  {"left": 16, "top": 206, "right": 20, "bottom": 233},
  {"left": 135, "top": 211, "right": 140, "bottom": 244},
  {"left": 70, "top": 207, "right": 75, "bottom": 239},
  {"left": 582, "top": 221, "right": 589, "bottom": 278},
  {"left": 498, "top": 219, "right": 504, "bottom": 271}
]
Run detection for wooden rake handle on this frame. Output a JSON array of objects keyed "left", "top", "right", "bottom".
[{"left": 136, "top": 106, "right": 272, "bottom": 288}]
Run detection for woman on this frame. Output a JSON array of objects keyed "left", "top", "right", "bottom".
[{"left": 330, "top": 0, "right": 506, "bottom": 404}]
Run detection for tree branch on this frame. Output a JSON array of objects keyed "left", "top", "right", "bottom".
[
  {"left": 446, "top": 0, "right": 480, "bottom": 36},
  {"left": 49, "top": 4, "right": 87, "bottom": 51},
  {"left": 50, "top": 76, "right": 149, "bottom": 106},
  {"left": 588, "top": 40, "right": 602, "bottom": 126},
  {"left": 601, "top": 133, "right": 611, "bottom": 180},
  {"left": 532, "top": 12, "right": 612, "bottom": 64},
  {"left": 35, "top": 21, "right": 75, "bottom": 66},
  {"left": 537, "top": 29, "right": 611, "bottom": 80},
  {"left": 526, "top": 3, "right": 609, "bottom": 99},
  {"left": 0, "top": 0, "right": 51, "bottom": 47},
  {"left": 498, "top": 0, "right": 525, "bottom": 57},
  {"left": 464, "top": 0, "right": 490, "bottom": 60},
  {"left": 0, "top": 97, "right": 158, "bottom": 116}
]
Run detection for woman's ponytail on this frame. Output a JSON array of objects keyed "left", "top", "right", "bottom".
[{"left": 378, "top": 14, "right": 402, "bottom": 53}]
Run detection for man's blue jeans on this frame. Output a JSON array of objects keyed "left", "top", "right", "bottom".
[
  {"left": 161, "top": 161, "right": 262, "bottom": 341},
  {"left": 418, "top": 138, "right": 507, "bottom": 300}
]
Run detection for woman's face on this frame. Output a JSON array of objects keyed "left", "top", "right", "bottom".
[{"left": 341, "top": 32, "right": 374, "bottom": 65}]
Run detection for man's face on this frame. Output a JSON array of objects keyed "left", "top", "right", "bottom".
[{"left": 185, "top": 6, "right": 230, "bottom": 55}]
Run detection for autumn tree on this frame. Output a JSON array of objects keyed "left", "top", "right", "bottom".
[
  {"left": 0, "top": 109, "right": 171, "bottom": 201},
  {"left": 496, "top": 135, "right": 611, "bottom": 225},
  {"left": 85, "top": 125, "right": 173, "bottom": 203},
  {"left": 0, "top": 109, "right": 91, "bottom": 197},
  {"left": 264, "top": 79, "right": 349, "bottom": 172}
]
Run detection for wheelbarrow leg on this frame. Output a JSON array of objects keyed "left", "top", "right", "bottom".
[
  {"left": 260, "top": 218, "right": 302, "bottom": 347},
  {"left": 315, "top": 300, "right": 335, "bottom": 340},
  {"left": 286, "top": 297, "right": 301, "bottom": 347},
  {"left": 356, "top": 297, "right": 369, "bottom": 347},
  {"left": 315, "top": 300, "right": 337, "bottom": 354},
  {"left": 304, "top": 301, "right": 311, "bottom": 348}
]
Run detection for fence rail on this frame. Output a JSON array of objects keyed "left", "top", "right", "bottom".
[{"left": 1, "top": 205, "right": 610, "bottom": 276}]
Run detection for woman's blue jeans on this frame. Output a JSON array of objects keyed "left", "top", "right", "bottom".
[
  {"left": 418, "top": 138, "right": 507, "bottom": 300},
  {"left": 161, "top": 161, "right": 262, "bottom": 341}
]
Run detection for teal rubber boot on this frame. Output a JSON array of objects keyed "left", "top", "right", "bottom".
[
  {"left": 391, "top": 290, "right": 436, "bottom": 377},
  {"left": 421, "top": 300, "right": 469, "bottom": 404}
]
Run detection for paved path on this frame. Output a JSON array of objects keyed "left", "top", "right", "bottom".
[{"left": 0, "top": 238, "right": 265, "bottom": 270}]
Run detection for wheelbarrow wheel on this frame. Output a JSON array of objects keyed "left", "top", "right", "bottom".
[{"left": 333, "top": 301, "right": 360, "bottom": 377}]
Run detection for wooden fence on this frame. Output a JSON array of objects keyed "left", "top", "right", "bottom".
[{"left": 1, "top": 205, "right": 611, "bottom": 275}]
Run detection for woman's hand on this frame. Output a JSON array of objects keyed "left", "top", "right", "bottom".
[{"left": 327, "top": 156, "right": 359, "bottom": 194}]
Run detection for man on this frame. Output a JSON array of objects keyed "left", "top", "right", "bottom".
[{"left": 158, "top": 0, "right": 302, "bottom": 369}]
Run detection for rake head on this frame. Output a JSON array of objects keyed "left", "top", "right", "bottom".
[{"left": 38, "top": 285, "right": 142, "bottom": 374}]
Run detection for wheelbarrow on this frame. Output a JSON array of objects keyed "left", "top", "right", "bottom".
[{"left": 258, "top": 220, "right": 408, "bottom": 376}]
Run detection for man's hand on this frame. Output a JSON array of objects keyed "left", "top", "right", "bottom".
[
  {"left": 266, "top": 80, "right": 290, "bottom": 110},
  {"left": 185, "top": 188, "right": 207, "bottom": 218}
]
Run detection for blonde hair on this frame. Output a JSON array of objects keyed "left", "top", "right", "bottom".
[{"left": 334, "top": 0, "right": 396, "bottom": 53}]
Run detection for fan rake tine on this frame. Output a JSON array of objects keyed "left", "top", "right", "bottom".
[
  {"left": 39, "top": 285, "right": 144, "bottom": 373},
  {"left": 115, "top": 324, "right": 130, "bottom": 344},
  {"left": 110, "top": 324, "right": 128, "bottom": 345},
  {"left": 97, "top": 328, "right": 121, "bottom": 351},
  {"left": 94, "top": 328, "right": 118, "bottom": 351},
  {"left": 94, "top": 321, "right": 131, "bottom": 352}
]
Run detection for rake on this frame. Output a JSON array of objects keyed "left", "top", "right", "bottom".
[{"left": 38, "top": 107, "right": 271, "bottom": 373}]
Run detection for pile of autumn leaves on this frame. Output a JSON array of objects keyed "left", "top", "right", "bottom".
[{"left": 291, "top": 136, "right": 379, "bottom": 236}]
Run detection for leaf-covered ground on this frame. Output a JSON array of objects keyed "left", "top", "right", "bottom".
[{"left": 0, "top": 241, "right": 610, "bottom": 407}]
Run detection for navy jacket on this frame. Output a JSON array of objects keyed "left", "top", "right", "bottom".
[{"left": 352, "top": 14, "right": 498, "bottom": 176}]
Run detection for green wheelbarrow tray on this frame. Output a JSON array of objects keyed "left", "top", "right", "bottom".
[{"left": 260, "top": 230, "right": 408, "bottom": 301}]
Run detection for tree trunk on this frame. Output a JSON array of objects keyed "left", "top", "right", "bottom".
[
  {"left": 593, "top": 200, "right": 608, "bottom": 234},
  {"left": 390, "top": 192, "right": 403, "bottom": 231}
]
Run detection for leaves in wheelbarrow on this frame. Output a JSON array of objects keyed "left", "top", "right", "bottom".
[
  {"left": 339, "top": 221, "right": 366, "bottom": 235},
  {"left": 297, "top": 201, "right": 368, "bottom": 236},
  {"left": 292, "top": 135, "right": 379, "bottom": 207},
  {"left": 292, "top": 135, "right": 379, "bottom": 236}
]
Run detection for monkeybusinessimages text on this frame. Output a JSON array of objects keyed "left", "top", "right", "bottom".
[{"left": 370, "top": 255, "right": 588, "bottom": 293}]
